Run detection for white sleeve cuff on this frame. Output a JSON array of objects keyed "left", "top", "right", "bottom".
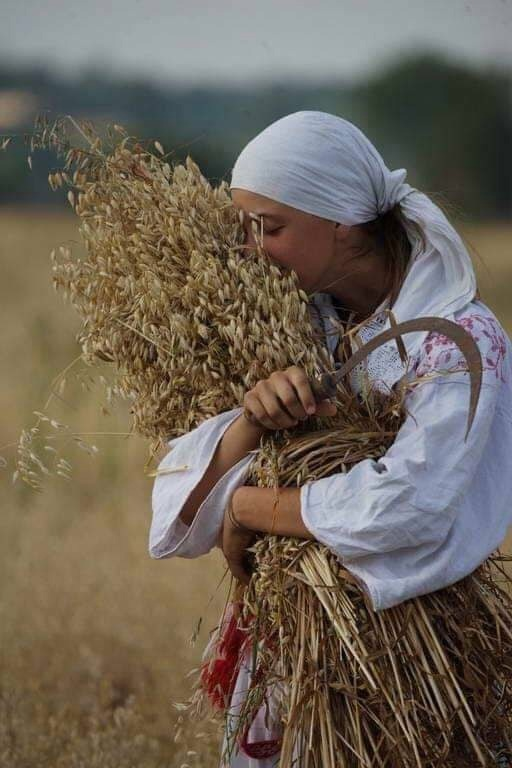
[{"left": 149, "top": 407, "right": 258, "bottom": 559}]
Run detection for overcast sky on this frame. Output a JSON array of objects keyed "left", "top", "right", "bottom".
[{"left": 1, "top": 0, "right": 511, "bottom": 86}]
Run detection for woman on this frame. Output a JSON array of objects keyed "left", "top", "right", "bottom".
[{"left": 150, "top": 111, "right": 512, "bottom": 766}]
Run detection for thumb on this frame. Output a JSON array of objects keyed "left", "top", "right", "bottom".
[{"left": 316, "top": 399, "right": 337, "bottom": 415}]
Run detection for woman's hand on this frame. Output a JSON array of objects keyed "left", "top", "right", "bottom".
[
  {"left": 221, "top": 493, "right": 257, "bottom": 585},
  {"left": 243, "top": 365, "right": 337, "bottom": 431}
]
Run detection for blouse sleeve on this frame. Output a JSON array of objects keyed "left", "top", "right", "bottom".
[
  {"left": 300, "top": 308, "right": 511, "bottom": 612},
  {"left": 149, "top": 406, "right": 258, "bottom": 559}
]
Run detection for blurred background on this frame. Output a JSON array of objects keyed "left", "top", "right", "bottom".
[{"left": 1, "top": 1, "right": 511, "bottom": 765}]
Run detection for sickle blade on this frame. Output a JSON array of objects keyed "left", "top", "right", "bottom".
[{"left": 314, "top": 317, "right": 483, "bottom": 440}]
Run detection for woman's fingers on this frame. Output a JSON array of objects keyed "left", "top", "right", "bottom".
[
  {"left": 282, "top": 367, "right": 337, "bottom": 418},
  {"left": 243, "top": 390, "right": 282, "bottom": 430},
  {"left": 226, "top": 556, "right": 251, "bottom": 585},
  {"left": 255, "top": 379, "right": 300, "bottom": 428},
  {"left": 223, "top": 533, "right": 253, "bottom": 583},
  {"left": 315, "top": 399, "right": 337, "bottom": 416},
  {"left": 285, "top": 367, "right": 319, "bottom": 414},
  {"left": 222, "top": 505, "right": 255, "bottom": 584},
  {"left": 272, "top": 373, "right": 313, "bottom": 421},
  {"left": 242, "top": 365, "right": 337, "bottom": 431}
]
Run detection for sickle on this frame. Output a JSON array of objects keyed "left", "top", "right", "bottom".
[{"left": 309, "top": 316, "right": 483, "bottom": 441}]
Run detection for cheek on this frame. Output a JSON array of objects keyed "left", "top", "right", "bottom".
[
  {"left": 274, "top": 232, "right": 328, "bottom": 269},
  {"left": 245, "top": 228, "right": 332, "bottom": 285},
  {"left": 266, "top": 237, "right": 305, "bottom": 272},
  {"left": 266, "top": 236, "right": 330, "bottom": 288}
]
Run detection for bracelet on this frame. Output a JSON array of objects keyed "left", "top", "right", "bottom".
[
  {"left": 227, "top": 494, "right": 250, "bottom": 532},
  {"left": 270, "top": 491, "right": 280, "bottom": 536}
]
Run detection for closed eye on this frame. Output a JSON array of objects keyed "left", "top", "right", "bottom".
[{"left": 264, "top": 226, "right": 284, "bottom": 236}]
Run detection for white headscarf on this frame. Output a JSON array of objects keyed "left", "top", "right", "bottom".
[{"left": 230, "top": 110, "right": 477, "bottom": 363}]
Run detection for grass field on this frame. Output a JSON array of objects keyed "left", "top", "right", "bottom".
[{"left": 1, "top": 206, "right": 511, "bottom": 766}]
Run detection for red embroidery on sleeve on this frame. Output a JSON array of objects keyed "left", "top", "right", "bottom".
[{"left": 413, "top": 314, "right": 507, "bottom": 382}]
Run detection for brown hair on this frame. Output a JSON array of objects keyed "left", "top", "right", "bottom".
[{"left": 360, "top": 204, "right": 427, "bottom": 309}]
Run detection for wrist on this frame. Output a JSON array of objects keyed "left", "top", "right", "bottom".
[
  {"left": 235, "top": 414, "right": 267, "bottom": 450},
  {"left": 240, "top": 408, "right": 268, "bottom": 434},
  {"left": 229, "top": 487, "right": 253, "bottom": 532},
  {"left": 231, "top": 486, "right": 252, "bottom": 530}
]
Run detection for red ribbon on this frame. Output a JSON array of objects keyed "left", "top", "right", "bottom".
[
  {"left": 199, "top": 601, "right": 282, "bottom": 759},
  {"left": 199, "top": 605, "right": 247, "bottom": 710}
]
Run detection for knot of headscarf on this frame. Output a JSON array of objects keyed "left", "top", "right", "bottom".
[{"left": 230, "top": 110, "right": 477, "bottom": 363}]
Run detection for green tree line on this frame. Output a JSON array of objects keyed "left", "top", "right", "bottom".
[{"left": 0, "top": 52, "right": 510, "bottom": 219}]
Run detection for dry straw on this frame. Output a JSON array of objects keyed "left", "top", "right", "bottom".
[{"left": 11, "top": 114, "right": 512, "bottom": 766}]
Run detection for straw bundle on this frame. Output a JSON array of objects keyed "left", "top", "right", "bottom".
[
  {"left": 17, "top": 115, "right": 512, "bottom": 766},
  {"left": 205, "top": 431, "right": 512, "bottom": 767}
]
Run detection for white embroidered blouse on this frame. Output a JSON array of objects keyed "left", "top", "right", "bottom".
[{"left": 149, "top": 293, "right": 512, "bottom": 612}]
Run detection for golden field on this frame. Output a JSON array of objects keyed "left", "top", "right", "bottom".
[{"left": 1, "top": 207, "right": 511, "bottom": 766}]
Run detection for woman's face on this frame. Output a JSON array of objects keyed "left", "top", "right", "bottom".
[
  {"left": 230, "top": 188, "right": 347, "bottom": 295},
  {"left": 230, "top": 188, "right": 392, "bottom": 320}
]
